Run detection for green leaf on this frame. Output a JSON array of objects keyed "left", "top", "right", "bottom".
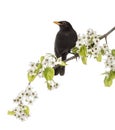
[
  {"left": 40, "top": 56, "right": 44, "bottom": 63},
  {"left": 60, "top": 61, "right": 67, "bottom": 66},
  {"left": 104, "top": 76, "right": 113, "bottom": 87},
  {"left": 71, "top": 47, "right": 78, "bottom": 54},
  {"left": 24, "top": 106, "right": 30, "bottom": 116},
  {"left": 43, "top": 67, "right": 54, "bottom": 80},
  {"left": 36, "top": 63, "right": 42, "bottom": 69},
  {"left": 101, "top": 49, "right": 105, "bottom": 55},
  {"left": 35, "top": 63, "right": 42, "bottom": 73},
  {"left": 96, "top": 53, "right": 102, "bottom": 62},
  {"left": 8, "top": 110, "right": 15, "bottom": 116},
  {"left": 79, "top": 45, "right": 87, "bottom": 57},
  {"left": 27, "top": 73, "right": 36, "bottom": 82},
  {"left": 47, "top": 82, "right": 52, "bottom": 90},
  {"left": 81, "top": 56, "right": 87, "bottom": 64},
  {"left": 109, "top": 70, "right": 115, "bottom": 79},
  {"left": 111, "top": 49, "right": 115, "bottom": 57}
]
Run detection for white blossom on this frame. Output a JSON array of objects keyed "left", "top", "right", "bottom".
[
  {"left": 28, "top": 69, "right": 36, "bottom": 76},
  {"left": 13, "top": 104, "right": 29, "bottom": 121},
  {"left": 105, "top": 53, "right": 115, "bottom": 71},
  {"left": 101, "top": 44, "right": 109, "bottom": 54}
]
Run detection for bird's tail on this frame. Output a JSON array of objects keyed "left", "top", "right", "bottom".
[
  {"left": 54, "top": 54, "right": 67, "bottom": 76},
  {"left": 59, "top": 66, "right": 65, "bottom": 75}
]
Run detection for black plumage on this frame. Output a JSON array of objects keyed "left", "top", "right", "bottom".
[{"left": 54, "top": 21, "right": 78, "bottom": 75}]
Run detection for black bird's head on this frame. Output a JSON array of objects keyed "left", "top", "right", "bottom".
[{"left": 53, "top": 21, "right": 73, "bottom": 31}]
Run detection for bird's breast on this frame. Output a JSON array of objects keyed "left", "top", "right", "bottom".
[
  {"left": 56, "top": 30, "right": 77, "bottom": 45},
  {"left": 55, "top": 29, "right": 77, "bottom": 55}
]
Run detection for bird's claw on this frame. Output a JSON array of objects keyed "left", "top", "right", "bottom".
[{"left": 74, "top": 53, "right": 80, "bottom": 61}]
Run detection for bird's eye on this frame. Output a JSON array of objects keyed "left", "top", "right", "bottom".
[{"left": 63, "top": 22, "right": 66, "bottom": 25}]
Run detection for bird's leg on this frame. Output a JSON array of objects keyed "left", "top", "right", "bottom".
[
  {"left": 75, "top": 53, "right": 80, "bottom": 60},
  {"left": 74, "top": 53, "right": 80, "bottom": 61},
  {"left": 69, "top": 51, "right": 80, "bottom": 61}
]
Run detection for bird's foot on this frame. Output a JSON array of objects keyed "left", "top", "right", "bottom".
[
  {"left": 69, "top": 52, "right": 80, "bottom": 61},
  {"left": 74, "top": 53, "right": 80, "bottom": 61}
]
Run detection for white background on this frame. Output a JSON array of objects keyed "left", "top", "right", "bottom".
[{"left": 0, "top": 0, "right": 115, "bottom": 129}]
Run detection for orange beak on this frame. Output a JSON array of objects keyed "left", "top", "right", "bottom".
[{"left": 53, "top": 21, "right": 61, "bottom": 25}]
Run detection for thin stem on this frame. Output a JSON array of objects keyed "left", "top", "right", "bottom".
[
  {"left": 105, "top": 37, "right": 108, "bottom": 44},
  {"left": 64, "top": 55, "right": 76, "bottom": 62},
  {"left": 99, "top": 26, "right": 115, "bottom": 40},
  {"left": 64, "top": 54, "right": 78, "bottom": 62},
  {"left": 28, "top": 82, "right": 31, "bottom": 85}
]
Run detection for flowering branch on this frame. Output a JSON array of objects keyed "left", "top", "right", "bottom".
[
  {"left": 8, "top": 27, "right": 115, "bottom": 121},
  {"left": 64, "top": 26, "right": 115, "bottom": 63}
]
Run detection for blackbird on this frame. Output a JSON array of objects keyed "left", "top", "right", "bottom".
[{"left": 54, "top": 21, "right": 78, "bottom": 75}]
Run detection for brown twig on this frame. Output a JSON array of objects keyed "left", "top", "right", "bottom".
[
  {"left": 64, "top": 55, "right": 77, "bottom": 62},
  {"left": 99, "top": 26, "right": 115, "bottom": 40}
]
